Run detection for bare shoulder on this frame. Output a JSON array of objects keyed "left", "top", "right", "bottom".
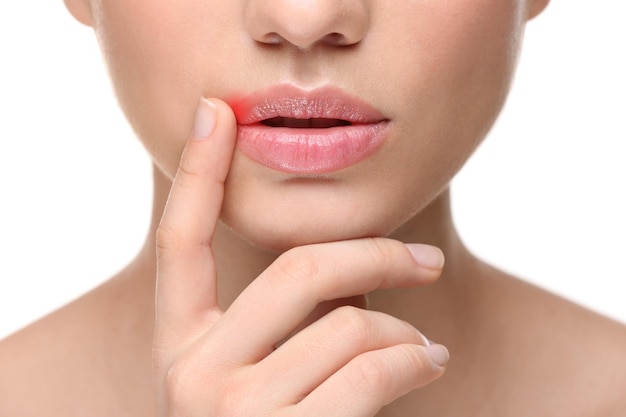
[
  {"left": 0, "top": 277, "right": 154, "bottom": 417},
  {"left": 557, "top": 304, "right": 626, "bottom": 416},
  {"left": 0, "top": 299, "right": 91, "bottom": 416},
  {"left": 490, "top": 270, "right": 626, "bottom": 416},
  {"left": 558, "top": 300, "right": 626, "bottom": 416}
]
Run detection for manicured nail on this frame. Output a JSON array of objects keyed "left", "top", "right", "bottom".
[
  {"left": 405, "top": 244, "right": 445, "bottom": 270},
  {"left": 193, "top": 97, "right": 217, "bottom": 139},
  {"left": 425, "top": 344, "right": 449, "bottom": 367}
]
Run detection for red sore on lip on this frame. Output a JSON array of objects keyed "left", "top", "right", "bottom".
[{"left": 226, "top": 93, "right": 250, "bottom": 124}]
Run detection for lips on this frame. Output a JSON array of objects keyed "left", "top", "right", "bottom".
[{"left": 230, "top": 85, "right": 390, "bottom": 175}]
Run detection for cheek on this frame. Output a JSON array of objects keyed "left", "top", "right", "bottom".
[
  {"left": 386, "top": 0, "right": 525, "bottom": 177},
  {"left": 92, "top": 1, "right": 235, "bottom": 178},
  {"left": 390, "top": 0, "right": 524, "bottom": 118}
]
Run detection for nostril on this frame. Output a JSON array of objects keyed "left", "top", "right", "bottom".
[
  {"left": 244, "top": 1, "right": 369, "bottom": 50},
  {"left": 323, "top": 32, "right": 347, "bottom": 46},
  {"left": 261, "top": 32, "right": 283, "bottom": 45},
  {"left": 256, "top": 32, "right": 348, "bottom": 49}
]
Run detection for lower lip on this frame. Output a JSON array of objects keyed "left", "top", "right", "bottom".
[{"left": 236, "top": 122, "right": 390, "bottom": 174}]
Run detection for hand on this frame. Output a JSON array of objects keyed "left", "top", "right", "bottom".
[{"left": 152, "top": 98, "right": 449, "bottom": 417}]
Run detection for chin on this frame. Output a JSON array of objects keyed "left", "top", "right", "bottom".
[
  {"left": 220, "top": 193, "right": 398, "bottom": 253},
  {"left": 221, "top": 211, "right": 385, "bottom": 254},
  {"left": 218, "top": 154, "right": 429, "bottom": 253}
]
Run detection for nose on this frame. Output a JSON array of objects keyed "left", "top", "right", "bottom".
[{"left": 244, "top": 0, "right": 369, "bottom": 49}]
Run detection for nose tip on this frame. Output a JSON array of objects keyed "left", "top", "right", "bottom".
[{"left": 245, "top": 0, "right": 369, "bottom": 50}]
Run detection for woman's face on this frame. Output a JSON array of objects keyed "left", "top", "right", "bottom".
[{"left": 67, "top": 0, "right": 547, "bottom": 251}]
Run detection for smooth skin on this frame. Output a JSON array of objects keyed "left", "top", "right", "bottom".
[{"left": 1, "top": 1, "right": 626, "bottom": 416}]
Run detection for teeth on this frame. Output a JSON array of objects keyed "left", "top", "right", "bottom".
[{"left": 261, "top": 117, "right": 351, "bottom": 128}]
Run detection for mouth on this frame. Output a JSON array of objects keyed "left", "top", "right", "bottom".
[
  {"left": 260, "top": 117, "right": 352, "bottom": 128},
  {"left": 229, "top": 85, "right": 390, "bottom": 175}
]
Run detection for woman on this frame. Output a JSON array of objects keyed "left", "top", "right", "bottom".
[{"left": 1, "top": 1, "right": 625, "bottom": 416}]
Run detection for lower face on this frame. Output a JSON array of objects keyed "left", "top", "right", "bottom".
[{"left": 91, "top": 1, "right": 528, "bottom": 252}]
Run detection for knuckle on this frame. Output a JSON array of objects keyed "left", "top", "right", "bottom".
[
  {"left": 155, "top": 222, "right": 183, "bottom": 253},
  {"left": 270, "top": 246, "right": 322, "bottom": 287},
  {"left": 178, "top": 152, "right": 222, "bottom": 186},
  {"left": 361, "top": 238, "right": 398, "bottom": 271},
  {"left": 177, "top": 156, "right": 203, "bottom": 180},
  {"left": 398, "top": 343, "right": 428, "bottom": 372},
  {"left": 326, "top": 306, "right": 374, "bottom": 347},
  {"left": 348, "top": 353, "right": 394, "bottom": 395},
  {"left": 344, "top": 344, "right": 443, "bottom": 399}
]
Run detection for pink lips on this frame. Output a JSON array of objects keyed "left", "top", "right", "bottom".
[{"left": 230, "top": 85, "right": 390, "bottom": 175}]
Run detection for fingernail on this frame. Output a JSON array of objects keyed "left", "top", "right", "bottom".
[
  {"left": 425, "top": 344, "right": 449, "bottom": 367},
  {"left": 405, "top": 244, "right": 445, "bottom": 270},
  {"left": 418, "top": 332, "right": 430, "bottom": 347},
  {"left": 193, "top": 97, "right": 217, "bottom": 139}
]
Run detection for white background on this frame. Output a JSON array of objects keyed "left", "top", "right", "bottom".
[{"left": 1, "top": 1, "right": 625, "bottom": 338}]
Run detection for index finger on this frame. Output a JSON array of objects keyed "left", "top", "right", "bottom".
[
  {"left": 206, "top": 239, "right": 444, "bottom": 365},
  {"left": 155, "top": 98, "right": 237, "bottom": 344}
]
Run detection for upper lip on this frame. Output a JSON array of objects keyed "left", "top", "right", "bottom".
[{"left": 230, "top": 84, "right": 388, "bottom": 127}]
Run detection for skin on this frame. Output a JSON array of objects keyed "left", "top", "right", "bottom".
[{"left": 1, "top": 1, "right": 626, "bottom": 416}]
